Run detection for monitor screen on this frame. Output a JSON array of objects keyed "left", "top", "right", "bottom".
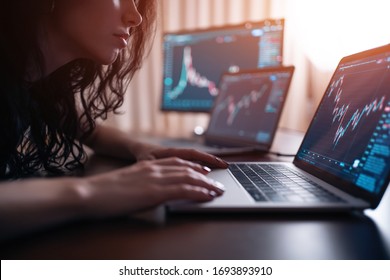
[
  {"left": 295, "top": 45, "right": 390, "bottom": 196},
  {"left": 206, "top": 67, "right": 294, "bottom": 148},
  {"left": 160, "top": 19, "right": 284, "bottom": 112}
]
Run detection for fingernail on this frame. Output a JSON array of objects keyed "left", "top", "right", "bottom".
[
  {"left": 203, "top": 166, "right": 211, "bottom": 173},
  {"left": 214, "top": 181, "right": 226, "bottom": 192},
  {"left": 209, "top": 190, "right": 218, "bottom": 197}
]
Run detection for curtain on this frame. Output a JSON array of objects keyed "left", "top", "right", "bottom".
[{"left": 107, "top": 0, "right": 390, "bottom": 137}]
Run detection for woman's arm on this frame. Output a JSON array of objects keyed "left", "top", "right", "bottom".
[
  {"left": 0, "top": 157, "right": 225, "bottom": 241},
  {"left": 83, "top": 124, "right": 229, "bottom": 168},
  {"left": 82, "top": 124, "right": 143, "bottom": 161},
  {"left": 0, "top": 125, "right": 228, "bottom": 240},
  {"left": 0, "top": 176, "right": 88, "bottom": 240}
]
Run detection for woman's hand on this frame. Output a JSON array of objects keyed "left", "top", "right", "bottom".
[
  {"left": 81, "top": 157, "right": 225, "bottom": 218},
  {"left": 132, "top": 142, "right": 229, "bottom": 170},
  {"left": 0, "top": 150, "right": 226, "bottom": 240}
]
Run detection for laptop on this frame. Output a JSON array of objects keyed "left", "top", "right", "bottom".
[
  {"left": 159, "top": 66, "right": 295, "bottom": 155},
  {"left": 169, "top": 44, "right": 390, "bottom": 212}
]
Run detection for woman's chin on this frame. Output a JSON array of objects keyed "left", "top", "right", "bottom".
[{"left": 97, "top": 50, "right": 120, "bottom": 65}]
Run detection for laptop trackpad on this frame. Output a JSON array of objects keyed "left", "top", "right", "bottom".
[
  {"left": 206, "top": 168, "right": 252, "bottom": 203},
  {"left": 168, "top": 169, "right": 252, "bottom": 212}
]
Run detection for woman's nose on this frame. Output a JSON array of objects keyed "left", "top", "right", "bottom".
[{"left": 123, "top": 1, "right": 143, "bottom": 27}]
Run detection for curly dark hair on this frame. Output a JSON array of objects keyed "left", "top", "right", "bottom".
[{"left": 0, "top": 0, "right": 157, "bottom": 179}]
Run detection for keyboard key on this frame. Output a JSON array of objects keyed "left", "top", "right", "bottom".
[{"left": 229, "top": 163, "right": 345, "bottom": 203}]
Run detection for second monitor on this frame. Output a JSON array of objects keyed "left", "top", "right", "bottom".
[{"left": 161, "top": 19, "right": 285, "bottom": 112}]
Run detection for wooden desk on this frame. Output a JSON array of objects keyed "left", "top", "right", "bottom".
[{"left": 1, "top": 129, "right": 389, "bottom": 259}]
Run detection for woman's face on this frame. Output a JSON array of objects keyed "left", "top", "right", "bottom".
[{"left": 47, "top": 0, "right": 143, "bottom": 66}]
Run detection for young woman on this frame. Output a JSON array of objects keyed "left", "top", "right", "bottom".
[{"left": 0, "top": 0, "right": 228, "bottom": 239}]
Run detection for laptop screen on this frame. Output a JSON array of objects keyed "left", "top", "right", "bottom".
[
  {"left": 205, "top": 66, "right": 294, "bottom": 148},
  {"left": 295, "top": 45, "right": 390, "bottom": 201}
]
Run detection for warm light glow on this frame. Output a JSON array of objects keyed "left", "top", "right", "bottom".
[{"left": 294, "top": 0, "right": 390, "bottom": 71}]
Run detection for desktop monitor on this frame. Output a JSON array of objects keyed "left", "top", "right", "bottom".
[{"left": 160, "top": 19, "right": 284, "bottom": 112}]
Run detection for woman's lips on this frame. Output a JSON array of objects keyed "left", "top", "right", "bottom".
[{"left": 114, "top": 33, "right": 130, "bottom": 48}]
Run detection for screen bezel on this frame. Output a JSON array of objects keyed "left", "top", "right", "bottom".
[
  {"left": 293, "top": 44, "right": 390, "bottom": 209},
  {"left": 160, "top": 19, "right": 285, "bottom": 113}
]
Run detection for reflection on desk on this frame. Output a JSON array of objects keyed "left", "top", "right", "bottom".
[
  {"left": 0, "top": 129, "right": 389, "bottom": 260},
  {"left": 0, "top": 210, "right": 388, "bottom": 259}
]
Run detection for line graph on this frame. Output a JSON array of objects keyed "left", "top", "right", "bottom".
[
  {"left": 295, "top": 48, "right": 390, "bottom": 195},
  {"left": 328, "top": 75, "right": 385, "bottom": 147},
  {"left": 166, "top": 46, "right": 218, "bottom": 100},
  {"left": 214, "top": 84, "right": 269, "bottom": 126}
]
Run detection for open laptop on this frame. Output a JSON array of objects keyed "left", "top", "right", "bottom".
[
  {"left": 159, "top": 66, "right": 295, "bottom": 155},
  {"left": 169, "top": 44, "right": 390, "bottom": 212}
]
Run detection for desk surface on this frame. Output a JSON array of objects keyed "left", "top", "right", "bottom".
[{"left": 1, "top": 129, "right": 389, "bottom": 260}]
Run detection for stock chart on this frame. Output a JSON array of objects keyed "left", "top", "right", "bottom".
[
  {"left": 297, "top": 54, "right": 390, "bottom": 193},
  {"left": 161, "top": 20, "right": 284, "bottom": 112},
  {"left": 207, "top": 71, "right": 292, "bottom": 145}
]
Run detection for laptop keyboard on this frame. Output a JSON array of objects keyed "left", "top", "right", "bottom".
[{"left": 229, "top": 163, "right": 345, "bottom": 203}]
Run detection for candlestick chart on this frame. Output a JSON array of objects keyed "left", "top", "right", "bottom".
[
  {"left": 296, "top": 55, "right": 390, "bottom": 193},
  {"left": 160, "top": 19, "right": 285, "bottom": 112},
  {"left": 162, "top": 38, "right": 261, "bottom": 112},
  {"left": 207, "top": 71, "right": 292, "bottom": 144},
  {"left": 167, "top": 46, "right": 218, "bottom": 101},
  {"left": 302, "top": 67, "right": 388, "bottom": 163},
  {"left": 329, "top": 75, "right": 385, "bottom": 147},
  {"left": 213, "top": 84, "right": 269, "bottom": 126}
]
